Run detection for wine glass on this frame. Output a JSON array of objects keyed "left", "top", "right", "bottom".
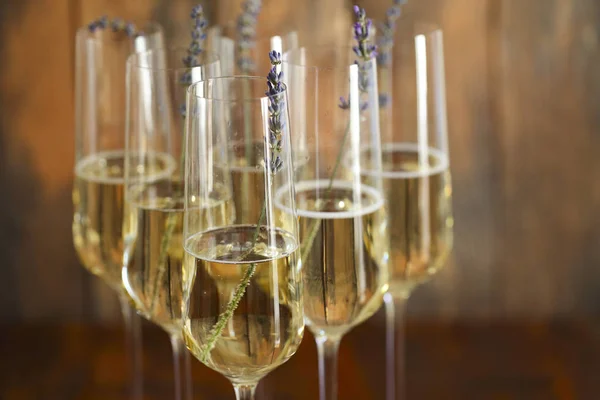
[
  {"left": 72, "top": 20, "right": 164, "bottom": 399},
  {"left": 282, "top": 46, "right": 389, "bottom": 400},
  {"left": 122, "top": 47, "right": 221, "bottom": 400},
  {"left": 376, "top": 23, "right": 454, "bottom": 400},
  {"left": 182, "top": 76, "right": 304, "bottom": 400}
]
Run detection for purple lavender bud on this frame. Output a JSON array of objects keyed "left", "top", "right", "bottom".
[
  {"left": 125, "top": 23, "right": 136, "bottom": 37},
  {"left": 191, "top": 5, "right": 202, "bottom": 18},
  {"left": 98, "top": 16, "right": 108, "bottom": 28},
  {"left": 354, "top": 24, "right": 362, "bottom": 39},
  {"left": 353, "top": 5, "right": 360, "bottom": 15},
  {"left": 269, "top": 50, "right": 281, "bottom": 65},
  {"left": 339, "top": 96, "right": 351, "bottom": 110}
]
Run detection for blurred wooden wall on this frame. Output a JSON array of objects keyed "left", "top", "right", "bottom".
[{"left": 0, "top": 0, "right": 598, "bottom": 322}]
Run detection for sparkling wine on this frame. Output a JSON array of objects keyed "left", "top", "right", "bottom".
[
  {"left": 369, "top": 143, "right": 453, "bottom": 298},
  {"left": 286, "top": 181, "right": 389, "bottom": 338},
  {"left": 72, "top": 150, "right": 173, "bottom": 290},
  {"left": 122, "top": 181, "right": 233, "bottom": 335},
  {"left": 182, "top": 226, "right": 303, "bottom": 382}
]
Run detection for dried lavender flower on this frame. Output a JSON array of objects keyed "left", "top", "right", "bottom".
[
  {"left": 183, "top": 5, "right": 208, "bottom": 69},
  {"left": 377, "top": 0, "right": 407, "bottom": 67},
  {"left": 266, "top": 51, "right": 285, "bottom": 174},
  {"left": 236, "top": 0, "right": 262, "bottom": 73},
  {"left": 377, "top": 0, "right": 407, "bottom": 107},
  {"left": 181, "top": 5, "right": 209, "bottom": 104},
  {"left": 353, "top": 5, "right": 378, "bottom": 61},
  {"left": 87, "top": 15, "right": 139, "bottom": 38},
  {"left": 338, "top": 6, "right": 377, "bottom": 111}
]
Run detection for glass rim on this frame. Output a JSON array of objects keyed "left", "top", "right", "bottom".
[
  {"left": 188, "top": 75, "right": 288, "bottom": 102},
  {"left": 282, "top": 45, "right": 376, "bottom": 70},
  {"left": 126, "top": 47, "right": 220, "bottom": 72},
  {"left": 76, "top": 20, "right": 163, "bottom": 43}
]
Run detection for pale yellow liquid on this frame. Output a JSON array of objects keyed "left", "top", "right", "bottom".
[
  {"left": 122, "top": 181, "right": 233, "bottom": 335},
  {"left": 377, "top": 146, "right": 454, "bottom": 298},
  {"left": 72, "top": 151, "right": 173, "bottom": 290},
  {"left": 294, "top": 183, "right": 389, "bottom": 338},
  {"left": 182, "top": 226, "right": 303, "bottom": 383}
]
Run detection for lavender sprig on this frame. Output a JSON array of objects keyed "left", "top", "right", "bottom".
[
  {"left": 181, "top": 5, "right": 208, "bottom": 83},
  {"left": 149, "top": 5, "right": 208, "bottom": 313},
  {"left": 339, "top": 6, "right": 377, "bottom": 114},
  {"left": 266, "top": 51, "right": 285, "bottom": 174},
  {"left": 88, "top": 15, "right": 139, "bottom": 38},
  {"left": 236, "top": 0, "right": 262, "bottom": 73},
  {"left": 198, "top": 52, "right": 284, "bottom": 363},
  {"left": 300, "top": 6, "right": 377, "bottom": 264},
  {"left": 377, "top": 0, "right": 407, "bottom": 107}
]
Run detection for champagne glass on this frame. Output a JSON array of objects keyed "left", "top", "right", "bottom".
[
  {"left": 182, "top": 76, "right": 304, "bottom": 400},
  {"left": 122, "top": 47, "right": 221, "bottom": 400},
  {"left": 72, "top": 21, "right": 164, "bottom": 398},
  {"left": 282, "top": 46, "right": 388, "bottom": 400},
  {"left": 376, "top": 23, "right": 454, "bottom": 400}
]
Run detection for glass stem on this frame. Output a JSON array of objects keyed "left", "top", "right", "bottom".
[
  {"left": 384, "top": 292, "right": 408, "bottom": 400},
  {"left": 170, "top": 334, "right": 193, "bottom": 400},
  {"left": 233, "top": 383, "right": 258, "bottom": 400},
  {"left": 118, "top": 294, "right": 143, "bottom": 400},
  {"left": 315, "top": 335, "right": 341, "bottom": 400}
]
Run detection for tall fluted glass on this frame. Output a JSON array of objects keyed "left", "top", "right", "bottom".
[
  {"left": 182, "top": 77, "right": 304, "bottom": 400},
  {"left": 123, "top": 48, "right": 221, "bottom": 400},
  {"left": 283, "top": 46, "right": 389, "bottom": 400},
  {"left": 72, "top": 21, "right": 164, "bottom": 399},
  {"left": 377, "top": 23, "right": 454, "bottom": 400}
]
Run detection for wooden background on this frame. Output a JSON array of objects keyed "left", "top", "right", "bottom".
[{"left": 0, "top": 0, "right": 599, "bottom": 324}]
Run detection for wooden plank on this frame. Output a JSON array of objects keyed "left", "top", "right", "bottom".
[
  {"left": 0, "top": 0, "right": 599, "bottom": 323},
  {"left": 493, "top": 0, "right": 600, "bottom": 317},
  {"left": 0, "top": 0, "right": 87, "bottom": 320},
  {"left": 2, "top": 320, "right": 599, "bottom": 398}
]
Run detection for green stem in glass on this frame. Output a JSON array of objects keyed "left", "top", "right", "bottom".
[{"left": 199, "top": 202, "right": 267, "bottom": 362}]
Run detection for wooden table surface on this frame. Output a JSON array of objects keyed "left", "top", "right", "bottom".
[{"left": 2, "top": 315, "right": 599, "bottom": 399}]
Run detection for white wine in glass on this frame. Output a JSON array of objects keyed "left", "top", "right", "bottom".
[
  {"left": 122, "top": 47, "right": 222, "bottom": 400},
  {"left": 368, "top": 143, "right": 453, "bottom": 298},
  {"left": 182, "top": 76, "right": 304, "bottom": 400},
  {"left": 282, "top": 40, "right": 388, "bottom": 400},
  {"left": 72, "top": 20, "right": 164, "bottom": 399},
  {"left": 373, "top": 23, "right": 454, "bottom": 400},
  {"left": 294, "top": 181, "right": 388, "bottom": 337},
  {"left": 74, "top": 151, "right": 172, "bottom": 289},
  {"left": 183, "top": 226, "right": 303, "bottom": 381}
]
